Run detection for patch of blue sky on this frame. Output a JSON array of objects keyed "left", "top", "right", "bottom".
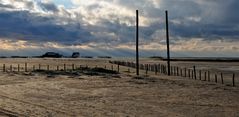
[{"left": 52, "top": 0, "right": 73, "bottom": 8}]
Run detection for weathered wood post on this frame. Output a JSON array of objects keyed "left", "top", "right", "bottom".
[
  {"left": 221, "top": 73, "right": 224, "bottom": 84},
  {"left": 192, "top": 69, "right": 194, "bottom": 79},
  {"left": 199, "top": 70, "right": 202, "bottom": 80},
  {"left": 39, "top": 64, "right": 41, "bottom": 70},
  {"left": 111, "top": 65, "right": 113, "bottom": 71},
  {"left": 47, "top": 65, "right": 49, "bottom": 71},
  {"left": 3, "top": 64, "right": 5, "bottom": 72},
  {"left": 232, "top": 73, "right": 235, "bottom": 87},
  {"left": 146, "top": 64, "right": 148, "bottom": 75},
  {"left": 155, "top": 64, "right": 158, "bottom": 75},
  {"left": 208, "top": 71, "right": 210, "bottom": 81},
  {"left": 193, "top": 66, "right": 196, "bottom": 80},
  {"left": 33, "top": 65, "right": 35, "bottom": 71},
  {"left": 25, "top": 63, "right": 27, "bottom": 72},
  {"left": 10, "top": 65, "right": 12, "bottom": 72},
  {"left": 177, "top": 67, "right": 179, "bottom": 76},
  {"left": 57, "top": 65, "right": 59, "bottom": 71},
  {"left": 184, "top": 68, "right": 186, "bottom": 77},
  {"left": 215, "top": 74, "right": 218, "bottom": 83},
  {"left": 204, "top": 71, "right": 207, "bottom": 81},
  {"left": 72, "top": 64, "right": 75, "bottom": 70},
  {"left": 117, "top": 64, "right": 120, "bottom": 73},
  {"left": 188, "top": 69, "right": 190, "bottom": 78},
  {"left": 136, "top": 10, "right": 139, "bottom": 76},
  {"left": 165, "top": 10, "right": 171, "bottom": 76}
]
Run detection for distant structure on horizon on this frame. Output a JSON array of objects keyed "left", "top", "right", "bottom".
[
  {"left": 72, "top": 52, "right": 80, "bottom": 58},
  {"left": 41, "top": 52, "right": 62, "bottom": 58}
]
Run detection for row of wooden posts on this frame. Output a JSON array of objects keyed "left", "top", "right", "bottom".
[
  {"left": 1, "top": 63, "right": 82, "bottom": 72},
  {"left": 1, "top": 63, "right": 119, "bottom": 73},
  {"left": 109, "top": 61, "right": 236, "bottom": 87}
]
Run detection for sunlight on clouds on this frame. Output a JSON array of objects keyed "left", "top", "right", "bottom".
[{"left": 0, "top": 39, "right": 38, "bottom": 50}]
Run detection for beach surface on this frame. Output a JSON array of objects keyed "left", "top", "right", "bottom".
[{"left": 0, "top": 58, "right": 238, "bottom": 117}]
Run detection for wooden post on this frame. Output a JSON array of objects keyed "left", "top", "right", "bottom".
[
  {"left": 215, "top": 74, "right": 218, "bottom": 83},
  {"left": 221, "top": 73, "right": 224, "bottom": 84},
  {"left": 10, "top": 65, "right": 12, "bottom": 72},
  {"left": 57, "top": 66, "right": 59, "bottom": 71},
  {"left": 233, "top": 73, "right": 235, "bottom": 87},
  {"left": 208, "top": 71, "right": 211, "bottom": 81},
  {"left": 177, "top": 67, "right": 179, "bottom": 76},
  {"left": 39, "top": 64, "right": 41, "bottom": 70},
  {"left": 193, "top": 66, "right": 196, "bottom": 80},
  {"left": 136, "top": 10, "right": 139, "bottom": 76},
  {"left": 204, "top": 72, "right": 207, "bottom": 81},
  {"left": 165, "top": 10, "right": 171, "bottom": 76},
  {"left": 25, "top": 63, "right": 27, "bottom": 72},
  {"left": 3, "top": 64, "right": 5, "bottom": 72},
  {"left": 111, "top": 65, "right": 113, "bottom": 71},
  {"left": 188, "top": 69, "right": 190, "bottom": 78},
  {"left": 72, "top": 64, "right": 75, "bottom": 70},
  {"left": 146, "top": 64, "right": 148, "bottom": 75},
  {"left": 33, "top": 65, "right": 35, "bottom": 71},
  {"left": 104, "top": 65, "right": 106, "bottom": 69},
  {"left": 155, "top": 64, "right": 157, "bottom": 75},
  {"left": 192, "top": 70, "right": 194, "bottom": 79},
  {"left": 117, "top": 64, "right": 120, "bottom": 73},
  {"left": 173, "top": 66, "right": 176, "bottom": 76},
  {"left": 184, "top": 68, "right": 186, "bottom": 77},
  {"left": 199, "top": 70, "right": 202, "bottom": 80},
  {"left": 47, "top": 65, "right": 49, "bottom": 71}
]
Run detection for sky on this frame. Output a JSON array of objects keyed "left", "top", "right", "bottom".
[{"left": 0, "top": 0, "right": 239, "bottom": 57}]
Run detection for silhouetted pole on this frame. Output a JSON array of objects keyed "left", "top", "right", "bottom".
[
  {"left": 165, "top": 10, "right": 170, "bottom": 76},
  {"left": 136, "top": 10, "right": 139, "bottom": 76}
]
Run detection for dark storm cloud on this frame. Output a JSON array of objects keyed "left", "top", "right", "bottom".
[
  {"left": 0, "top": 0, "right": 239, "bottom": 57},
  {"left": 0, "top": 9, "right": 93, "bottom": 45},
  {"left": 38, "top": 2, "right": 59, "bottom": 13}
]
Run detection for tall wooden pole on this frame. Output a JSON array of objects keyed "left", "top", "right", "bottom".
[
  {"left": 165, "top": 10, "right": 170, "bottom": 76},
  {"left": 136, "top": 10, "right": 139, "bottom": 76}
]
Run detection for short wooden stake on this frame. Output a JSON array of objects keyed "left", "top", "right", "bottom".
[
  {"left": 215, "top": 74, "right": 218, "bottom": 83},
  {"left": 3, "top": 64, "right": 5, "bottom": 72},
  {"left": 72, "top": 64, "right": 75, "bottom": 70},
  {"left": 221, "top": 73, "right": 224, "bottom": 84},
  {"left": 193, "top": 66, "right": 196, "bottom": 80},
  {"left": 25, "top": 63, "right": 27, "bottom": 72},
  {"left": 199, "top": 70, "right": 202, "bottom": 80},
  {"left": 117, "top": 64, "right": 120, "bottom": 72},
  {"left": 208, "top": 71, "right": 210, "bottom": 81},
  {"left": 233, "top": 73, "right": 235, "bottom": 87}
]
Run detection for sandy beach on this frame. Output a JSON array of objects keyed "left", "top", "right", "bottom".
[{"left": 0, "top": 58, "right": 238, "bottom": 117}]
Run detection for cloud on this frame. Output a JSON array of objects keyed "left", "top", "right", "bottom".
[{"left": 0, "top": 0, "right": 238, "bottom": 57}]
